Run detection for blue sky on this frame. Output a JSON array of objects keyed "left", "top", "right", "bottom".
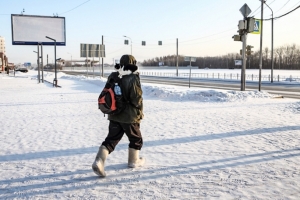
[{"left": 1, "top": 0, "right": 300, "bottom": 65}]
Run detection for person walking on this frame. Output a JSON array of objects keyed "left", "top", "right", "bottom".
[{"left": 92, "top": 54, "right": 145, "bottom": 177}]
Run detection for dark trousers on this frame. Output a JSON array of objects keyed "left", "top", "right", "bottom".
[{"left": 102, "top": 120, "right": 143, "bottom": 153}]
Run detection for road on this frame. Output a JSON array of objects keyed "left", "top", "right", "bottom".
[{"left": 62, "top": 70, "right": 300, "bottom": 99}]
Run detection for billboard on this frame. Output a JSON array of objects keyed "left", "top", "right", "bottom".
[
  {"left": 11, "top": 14, "right": 66, "bottom": 45},
  {"left": 80, "top": 44, "right": 105, "bottom": 57}
]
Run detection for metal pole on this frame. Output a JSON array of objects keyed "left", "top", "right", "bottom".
[
  {"left": 176, "top": 38, "right": 178, "bottom": 76},
  {"left": 266, "top": 4, "right": 274, "bottom": 83},
  {"left": 46, "top": 36, "right": 57, "bottom": 87},
  {"left": 189, "top": 60, "right": 191, "bottom": 88},
  {"left": 54, "top": 40, "right": 57, "bottom": 86},
  {"left": 99, "top": 44, "right": 101, "bottom": 76},
  {"left": 258, "top": 0, "right": 264, "bottom": 91},
  {"left": 102, "top": 35, "right": 104, "bottom": 77},
  {"left": 271, "top": 13, "right": 274, "bottom": 83},
  {"left": 41, "top": 44, "right": 44, "bottom": 83},
  {"left": 241, "top": 33, "right": 247, "bottom": 91},
  {"left": 86, "top": 47, "right": 88, "bottom": 78},
  {"left": 37, "top": 45, "right": 40, "bottom": 83},
  {"left": 265, "top": 2, "right": 274, "bottom": 83},
  {"left": 93, "top": 57, "right": 94, "bottom": 78}
]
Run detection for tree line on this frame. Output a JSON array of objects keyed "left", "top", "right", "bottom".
[{"left": 141, "top": 44, "right": 300, "bottom": 70}]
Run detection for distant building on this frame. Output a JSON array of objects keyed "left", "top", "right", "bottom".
[
  {"left": 0, "top": 36, "right": 5, "bottom": 54},
  {"left": 0, "top": 36, "right": 7, "bottom": 72}
]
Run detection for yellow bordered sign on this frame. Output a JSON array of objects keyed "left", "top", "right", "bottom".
[{"left": 251, "top": 19, "right": 261, "bottom": 34}]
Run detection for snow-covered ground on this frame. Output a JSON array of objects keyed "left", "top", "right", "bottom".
[{"left": 1, "top": 70, "right": 299, "bottom": 199}]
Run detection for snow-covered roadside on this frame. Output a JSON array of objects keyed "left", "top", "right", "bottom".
[{"left": 0, "top": 71, "right": 299, "bottom": 199}]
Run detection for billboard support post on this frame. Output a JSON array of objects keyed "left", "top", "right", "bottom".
[
  {"left": 37, "top": 44, "right": 40, "bottom": 83},
  {"left": 33, "top": 50, "right": 38, "bottom": 81},
  {"left": 41, "top": 44, "right": 44, "bottom": 83},
  {"left": 102, "top": 35, "right": 104, "bottom": 77}
]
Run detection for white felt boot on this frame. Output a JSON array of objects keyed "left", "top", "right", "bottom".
[
  {"left": 128, "top": 148, "right": 145, "bottom": 168},
  {"left": 92, "top": 145, "right": 109, "bottom": 177}
]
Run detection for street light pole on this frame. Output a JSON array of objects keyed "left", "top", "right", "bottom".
[
  {"left": 258, "top": 0, "right": 264, "bottom": 91},
  {"left": 123, "top": 35, "right": 132, "bottom": 55},
  {"left": 45, "top": 36, "right": 57, "bottom": 87},
  {"left": 264, "top": 1, "right": 274, "bottom": 83}
]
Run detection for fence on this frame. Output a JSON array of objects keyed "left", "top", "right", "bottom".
[
  {"left": 62, "top": 66, "right": 300, "bottom": 83},
  {"left": 139, "top": 72, "right": 300, "bottom": 83}
]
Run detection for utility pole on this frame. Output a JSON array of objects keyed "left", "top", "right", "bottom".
[
  {"left": 176, "top": 38, "right": 178, "bottom": 76},
  {"left": 258, "top": 0, "right": 264, "bottom": 91},
  {"left": 265, "top": 1, "right": 274, "bottom": 83},
  {"left": 102, "top": 35, "right": 104, "bottom": 77}
]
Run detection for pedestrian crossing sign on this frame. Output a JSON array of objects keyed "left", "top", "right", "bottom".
[{"left": 251, "top": 19, "right": 261, "bottom": 34}]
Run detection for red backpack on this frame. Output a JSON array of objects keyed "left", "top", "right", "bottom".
[{"left": 98, "top": 72, "right": 126, "bottom": 116}]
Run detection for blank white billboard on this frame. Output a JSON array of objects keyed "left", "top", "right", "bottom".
[{"left": 11, "top": 14, "right": 66, "bottom": 46}]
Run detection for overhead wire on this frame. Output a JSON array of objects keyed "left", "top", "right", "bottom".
[
  {"left": 58, "top": 0, "right": 91, "bottom": 15},
  {"left": 288, "top": 0, "right": 300, "bottom": 10},
  {"left": 250, "top": 0, "right": 276, "bottom": 17},
  {"left": 260, "top": 4, "right": 300, "bottom": 20},
  {"left": 275, "top": 0, "right": 291, "bottom": 13}
]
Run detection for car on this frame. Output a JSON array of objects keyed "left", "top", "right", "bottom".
[{"left": 15, "top": 67, "right": 28, "bottom": 73}]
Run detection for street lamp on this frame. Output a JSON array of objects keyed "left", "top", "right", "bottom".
[
  {"left": 123, "top": 35, "right": 132, "bottom": 55},
  {"left": 258, "top": 0, "right": 264, "bottom": 91},
  {"left": 45, "top": 36, "right": 57, "bottom": 87},
  {"left": 264, "top": 1, "right": 274, "bottom": 83}
]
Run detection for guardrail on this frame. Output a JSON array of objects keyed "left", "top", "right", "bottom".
[
  {"left": 61, "top": 67, "right": 300, "bottom": 83},
  {"left": 139, "top": 72, "right": 300, "bottom": 83}
]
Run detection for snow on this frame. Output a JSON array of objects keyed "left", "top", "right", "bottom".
[{"left": 1, "top": 70, "right": 300, "bottom": 199}]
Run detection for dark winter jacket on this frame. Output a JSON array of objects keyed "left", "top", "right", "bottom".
[{"left": 107, "top": 64, "right": 144, "bottom": 123}]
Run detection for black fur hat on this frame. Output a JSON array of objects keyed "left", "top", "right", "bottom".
[{"left": 120, "top": 55, "right": 137, "bottom": 67}]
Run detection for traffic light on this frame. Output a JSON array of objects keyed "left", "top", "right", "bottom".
[
  {"left": 232, "top": 35, "right": 241, "bottom": 41},
  {"left": 247, "top": 17, "right": 255, "bottom": 33},
  {"left": 124, "top": 40, "right": 129, "bottom": 45},
  {"left": 246, "top": 45, "right": 254, "bottom": 55}
]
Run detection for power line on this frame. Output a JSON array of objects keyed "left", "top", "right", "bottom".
[
  {"left": 58, "top": 0, "right": 91, "bottom": 15},
  {"left": 287, "top": 0, "right": 300, "bottom": 10},
  {"left": 260, "top": 5, "right": 300, "bottom": 21},
  {"left": 251, "top": 0, "right": 276, "bottom": 17},
  {"left": 179, "top": 28, "right": 236, "bottom": 44},
  {"left": 275, "top": 0, "right": 291, "bottom": 13}
]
